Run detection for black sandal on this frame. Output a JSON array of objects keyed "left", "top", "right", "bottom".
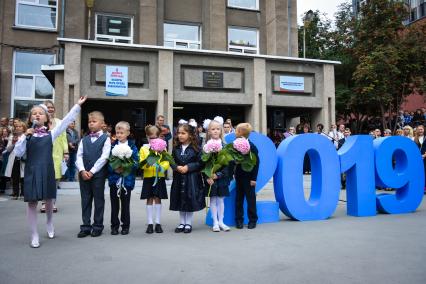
[
  {"left": 184, "top": 224, "right": 192, "bottom": 234},
  {"left": 174, "top": 224, "right": 185, "bottom": 233}
]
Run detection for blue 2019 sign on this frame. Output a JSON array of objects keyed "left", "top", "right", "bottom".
[{"left": 206, "top": 133, "right": 424, "bottom": 226}]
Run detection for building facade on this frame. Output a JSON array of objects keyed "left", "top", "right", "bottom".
[{"left": 0, "top": 0, "right": 338, "bottom": 143}]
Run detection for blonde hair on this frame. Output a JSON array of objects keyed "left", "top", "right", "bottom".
[
  {"left": 88, "top": 111, "right": 105, "bottom": 122},
  {"left": 395, "top": 129, "right": 403, "bottom": 136},
  {"left": 115, "top": 121, "right": 130, "bottom": 132},
  {"left": 145, "top": 125, "right": 161, "bottom": 138},
  {"left": 13, "top": 119, "right": 27, "bottom": 133},
  {"left": 236, "top": 123, "right": 252, "bottom": 138},
  {"left": 206, "top": 120, "right": 224, "bottom": 141},
  {"left": 403, "top": 125, "right": 414, "bottom": 138}
]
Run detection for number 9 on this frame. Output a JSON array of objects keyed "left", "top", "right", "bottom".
[{"left": 374, "top": 136, "right": 424, "bottom": 214}]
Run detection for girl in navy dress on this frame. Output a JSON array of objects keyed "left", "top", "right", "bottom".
[
  {"left": 15, "top": 96, "right": 87, "bottom": 248},
  {"left": 204, "top": 119, "right": 232, "bottom": 232},
  {"left": 170, "top": 123, "right": 205, "bottom": 233}
]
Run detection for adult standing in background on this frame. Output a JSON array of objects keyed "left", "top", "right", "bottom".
[
  {"left": 43, "top": 100, "right": 69, "bottom": 213},
  {"left": 66, "top": 121, "right": 80, "bottom": 182},
  {"left": 156, "top": 115, "right": 172, "bottom": 143}
]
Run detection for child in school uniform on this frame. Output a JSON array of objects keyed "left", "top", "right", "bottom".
[
  {"left": 4, "top": 119, "right": 27, "bottom": 199},
  {"left": 139, "top": 125, "right": 170, "bottom": 234},
  {"left": 234, "top": 123, "right": 259, "bottom": 229},
  {"left": 14, "top": 96, "right": 87, "bottom": 248},
  {"left": 204, "top": 118, "right": 232, "bottom": 232},
  {"left": 108, "top": 121, "right": 139, "bottom": 235},
  {"left": 75, "top": 111, "right": 111, "bottom": 238},
  {"left": 170, "top": 123, "right": 205, "bottom": 234}
]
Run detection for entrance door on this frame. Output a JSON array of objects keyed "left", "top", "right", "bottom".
[{"left": 81, "top": 100, "right": 156, "bottom": 147}]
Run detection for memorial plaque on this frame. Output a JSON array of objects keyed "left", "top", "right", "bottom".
[{"left": 203, "top": 71, "right": 224, "bottom": 88}]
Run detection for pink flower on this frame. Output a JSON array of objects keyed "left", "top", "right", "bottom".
[
  {"left": 149, "top": 138, "right": 167, "bottom": 152},
  {"left": 203, "top": 139, "right": 223, "bottom": 153},
  {"left": 233, "top": 138, "right": 251, "bottom": 155}
]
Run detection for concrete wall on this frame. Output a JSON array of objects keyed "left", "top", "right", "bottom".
[{"left": 79, "top": 46, "right": 158, "bottom": 102}]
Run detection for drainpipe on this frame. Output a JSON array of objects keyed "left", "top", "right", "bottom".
[
  {"left": 86, "top": 0, "right": 95, "bottom": 40},
  {"left": 59, "top": 0, "right": 66, "bottom": 64},
  {"left": 288, "top": 0, "right": 292, "bottom": 57}
]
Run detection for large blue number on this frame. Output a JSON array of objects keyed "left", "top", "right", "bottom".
[
  {"left": 206, "top": 132, "right": 280, "bottom": 226},
  {"left": 274, "top": 134, "right": 341, "bottom": 221},
  {"left": 338, "top": 135, "right": 376, "bottom": 217},
  {"left": 374, "top": 137, "right": 424, "bottom": 214}
]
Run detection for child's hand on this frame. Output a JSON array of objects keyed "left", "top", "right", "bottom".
[
  {"left": 181, "top": 165, "right": 189, "bottom": 174},
  {"left": 25, "top": 129, "right": 34, "bottom": 136},
  {"left": 115, "top": 167, "right": 123, "bottom": 174},
  {"left": 207, "top": 178, "right": 214, "bottom": 186},
  {"left": 212, "top": 173, "right": 218, "bottom": 180},
  {"left": 80, "top": 171, "right": 90, "bottom": 180},
  {"left": 77, "top": 96, "right": 88, "bottom": 106},
  {"left": 250, "top": 180, "right": 256, "bottom": 187}
]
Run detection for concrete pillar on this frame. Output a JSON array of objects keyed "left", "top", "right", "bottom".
[
  {"left": 157, "top": 50, "right": 174, "bottom": 145},
  {"left": 265, "top": 0, "right": 298, "bottom": 57},
  {"left": 203, "top": 0, "right": 226, "bottom": 51},
  {"left": 140, "top": 0, "right": 158, "bottom": 45},
  {"left": 54, "top": 71, "right": 65, "bottom": 118},
  {"left": 253, "top": 58, "right": 267, "bottom": 134},
  {"left": 312, "top": 64, "right": 335, "bottom": 132},
  {"left": 63, "top": 43, "right": 82, "bottom": 129}
]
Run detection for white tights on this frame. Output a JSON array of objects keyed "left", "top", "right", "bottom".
[
  {"left": 210, "top": 196, "right": 225, "bottom": 226},
  {"left": 27, "top": 199, "right": 54, "bottom": 242},
  {"left": 179, "top": 211, "right": 194, "bottom": 226}
]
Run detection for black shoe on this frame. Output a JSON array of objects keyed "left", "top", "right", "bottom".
[
  {"left": 174, "top": 224, "right": 185, "bottom": 233},
  {"left": 236, "top": 222, "right": 244, "bottom": 229},
  {"left": 183, "top": 225, "right": 192, "bottom": 234},
  {"left": 121, "top": 228, "right": 129, "bottom": 235},
  {"left": 77, "top": 230, "right": 91, "bottom": 238},
  {"left": 146, "top": 224, "right": 154, "bottom": 234},
  {"left": 247, "top": 222, "right": 257, "bottom": 229},
  {"left": 111, "top": 228, "right": 119, "bottom": 235},
  {"left": 155, "top": 224, "right": 163, "bottom": 233},
  {"left": 91, "top": 230, "right": 102, "bottom": 237}
]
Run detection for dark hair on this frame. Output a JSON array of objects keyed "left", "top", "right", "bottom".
[{"left": 174, "top": 123, "right": 199, "bottom": 151}]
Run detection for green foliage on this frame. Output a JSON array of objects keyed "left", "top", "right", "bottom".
[
  {"left": 108, "top": 156, "right": 135, "bottom": 177},
  {"left": 298, "top": 0, "right": 426, "bottom": 132}
]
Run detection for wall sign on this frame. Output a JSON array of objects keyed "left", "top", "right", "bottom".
[
  {"left": 106, "top": 65, "right": 128, "bottom": 96},
  {"left": 279, "top": 75, "right": 305, "bottom": 93},
  {"left": 203, "top": 71, "right": 224, "bottom": 88}
]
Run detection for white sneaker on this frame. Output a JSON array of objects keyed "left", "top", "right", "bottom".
[
  {"left": 30, "top": 238, "right": 40, "bottom": 248},
  {"left": 212, "top": 225, "right": 220, "bottom": 232},
  {"left": 47, "top": 230, "right": 55, "bottom": 239},
  {"left": 219, "top": 223, "right": 230, "bottom": 231}
]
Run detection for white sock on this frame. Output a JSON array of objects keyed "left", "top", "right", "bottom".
[
  {"left": 45, "top": 199, "right": 54, "bottom": 234},
  {"left": 185, "top": 212, "right": 193, "bottom": 226},
  {"left": 210, "top": 197, "right": 218, "bottom": 226},
  {"left": 154, "top": 204, "right": 162, "bottom": 224},
  {"left": 217, "top": 197, "right": 225, "bottom": 225},
  {"left": 146, "top": 205, "right": 153, "bottom": 225},
  {"left": 27, "top": 202, "right": 39, "bottom": 243},
  {"left": 179, "top": 211, "right": 186, "bottom": 224}
]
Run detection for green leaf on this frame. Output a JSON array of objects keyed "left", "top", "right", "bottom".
[{"left": 146, "top": 154, "right": 160, "bottom": 166}]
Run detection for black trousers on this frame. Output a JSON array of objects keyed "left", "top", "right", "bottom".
[
  {"left": 235, "top": 178, "right": 258, "bottom": 224},
  {"left": 11, "top": 159, "right": 24, "bottom": 197},
  {"left": 110, "top": 184, "right": 131, "bottom": 230},
  {"left": 79, "top": 174, "right": 106, "bottom": 232}
]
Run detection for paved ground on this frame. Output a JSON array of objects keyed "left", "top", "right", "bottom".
[{"left": 0, "top": 178, "right": 425, "bottom": 284}]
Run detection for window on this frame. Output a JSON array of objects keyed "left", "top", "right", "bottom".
[
  {"left": 15, "top": 0, "right": 57, "bottom": 30},
  {"left": 95, "top": 14, "right": 133, "bottom": 44},
  {"left": 228, "top": 27, "right": 259, "bottom": 54},
  {"left": 13, "top": 51, "right": 55, "bottom": 118},
  {"left": 164, "top": 23, "right": 201, "bottom": 50},
  {"left": 228, "top": 0, "right": 259, "bottom": 10}
]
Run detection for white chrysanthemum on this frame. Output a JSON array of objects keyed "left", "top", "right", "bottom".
[{"left": 112, "top": 144, "right": 132, "bottom": 159}]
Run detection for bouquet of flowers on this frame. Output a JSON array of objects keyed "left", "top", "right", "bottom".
[
  {"left": 140, "top": 138, "right": 175, "bottom": 185},
  {"left": 201, "top": 139, "right": 233, "bottom": 178},
  {"left": 108, "top": 144, "right": 136, "bottom": 177},
  {"left": 223, "top": 137, "right": 257, "bottom": 172}
]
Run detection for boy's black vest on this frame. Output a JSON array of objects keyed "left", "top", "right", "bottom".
[{"left": 82, "top": 133, "right": 108, "bottom": 178}]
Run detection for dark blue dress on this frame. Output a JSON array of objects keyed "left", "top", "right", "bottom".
[{"left": 24, "top": 134, "right": 56, "bottom": 202}]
